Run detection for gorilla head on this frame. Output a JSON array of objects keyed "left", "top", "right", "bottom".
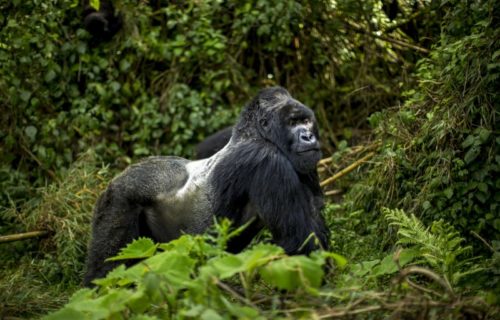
[
  {"left": 233, "top": 87, "right": 321, "bottom": 172},
  {"left": 84, "top": 87, "right": 329, "bottom": 286},
  {"left": 196, "top": 88, "right": 321, "bottom": 171},
  {"left": 82, "top": 0, "right": 122, "bottom": 42}
]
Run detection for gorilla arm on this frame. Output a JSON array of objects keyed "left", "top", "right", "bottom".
[{"left": 248, "top": 150, "right": 329, "bottom": 254}]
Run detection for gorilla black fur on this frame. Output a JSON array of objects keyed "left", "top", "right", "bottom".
[
  {"left": 83, "top": 87, "right": 329, "bottom": 286},
  {"left": 195, "top": 126, "right": 233, "bottom": 159},
  {"left": 82, "top": 0, "right": 122, "bottom": 42}
]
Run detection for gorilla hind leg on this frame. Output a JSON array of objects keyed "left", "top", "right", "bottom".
[{"left": 83, "top": 186, "right": 145, "bottom": 286}]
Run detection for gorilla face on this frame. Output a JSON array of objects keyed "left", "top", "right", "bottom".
[
  {"left": 281, "top": 102, "right": 322, "bottom": 173},
  {"left": 253, "top": 88, "right": 321, "bottom": 173}
]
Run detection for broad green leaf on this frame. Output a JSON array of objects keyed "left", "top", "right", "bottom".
[
  {"left": 107, "top": 237, "right": 158, "bottom": 261},
  {"left": 373, "top": 250, "right": 417, "bottom": 276},
  {"left": 158, "top": 233, "right": 197, "bottom": 252},
  {"left": 351, "top": 259, "right": 380, "bottom": 277},
  {"left": 260, "top": 255, "right": 324, "bottom": 290},
  {"left": 220, "top": 296, "right": 261, "bottom": 319},
  {"left": 125, "top": 287, "right": 150, "bottom": 314},
  {"left": 44, "top": 69, "right": 56, "bottom": 82},
  {"left": 200, "top": 309, "right": 224, "bottom": 320},
  {"left": 443, "top": 187, "right": 454, "bottom": 199},
  {"left": 201, "top": 244, "right": 282, "bottom": 280},
  {"left": 235, "top": 244, "right": 283, "bottom": 270},
  {"left": 461, "top": 134, "right": 476, "bottom": 148},
  {"left": 464, "top": 145, "right": 481, "bottom": 164},
  {"left": 322, "top": 251, "right": 348, "bottom": 268},
  {"left": 124, "top": 250, "right": 196, "bottom": 289},
  {"left": 92, "top": 264, "right": 133, "bottom": 287},
  {"left": 43, "top": 308, "right": 86, "bottom": 320},
  {"left": 46, "top": 289, "right": 132, "bottom": 319},
  {"left": 207, "top": 254, "right": 245, "bottom": 279},
  {"left": 24, "top": 125, "right": 37, "bottom": 141},
  {"left": 477, "top": 128, "right": 491, "bottom": 143},
  {"left": 89, "top": 0, "right": 100, "bottom": 10}
]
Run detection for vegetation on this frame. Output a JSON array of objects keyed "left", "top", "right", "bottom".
[{"left": 0, "top": 0, "right": 498, "bottom": 318}]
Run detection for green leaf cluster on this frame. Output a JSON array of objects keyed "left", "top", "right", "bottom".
[
  {"left": 45, "top": 234, "right": 331, "bottom": 320},
  {"left": 341, "top": 0, "right": 499, "bottom": 251}
]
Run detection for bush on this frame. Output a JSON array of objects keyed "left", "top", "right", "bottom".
[
  {"left": 0, "top": 0, "right": 433, "bottom": 207},
  {"left": 340, "top": 0, "right": 499, "bottom": 250}
]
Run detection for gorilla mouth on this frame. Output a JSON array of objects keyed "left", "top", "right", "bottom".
[{"left": 297, "top": 148, "right": 320, "bottom": 154}]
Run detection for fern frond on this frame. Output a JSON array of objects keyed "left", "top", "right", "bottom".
[{"left": 382, "top": 208, "right": 481, "bottom": 286}]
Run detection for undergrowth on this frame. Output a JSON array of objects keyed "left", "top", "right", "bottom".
[
  {"left": 42, "top": 211, "right": 497, "bottom": 319},
  {"left": 0, "top": 151, "right": 111, "bottom": 317},
  {"left": 342, "top": 0, "right": 499, "bottom": 249},
  {"left": 1, "top": 0, "right": 498, "bottom": 318}
]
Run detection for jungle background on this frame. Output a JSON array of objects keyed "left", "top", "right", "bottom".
[{"left": 0, "top": 0, "right": 499, "bottom": 318}]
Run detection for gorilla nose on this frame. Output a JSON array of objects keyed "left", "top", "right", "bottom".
[{"left": 299, "top": 132, "right": 316, "bottom": 144}]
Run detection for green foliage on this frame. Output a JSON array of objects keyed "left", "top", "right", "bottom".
[
  {"left": 45, "top": 224, "right": 498, "bottom": 319},
  {"left": 341, "top": 0, "right": 499, "bottom": 251},
  {"left": 0, "top": 0, "right": 434, "bottom": 207},
  {"left": 384, "top": 208, "right": 482, "bottom": 286},
  {"left": 107, "top": 237, "right": 158, "bottom": 261},
  {"left": 46, "top": 234, "right": 330, "bottom": 320},
  {"left": 1, "top": 0, "right": 499, "bottom": 318},
  {"left": 0, "top": 151, "right": 110, "bottom": 317}
]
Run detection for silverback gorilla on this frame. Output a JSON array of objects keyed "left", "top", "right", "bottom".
[{"left": 83, "top": 87, "right": 329, "bottom": 286}]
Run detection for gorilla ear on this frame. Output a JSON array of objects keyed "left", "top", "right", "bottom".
[
  {"left": 259, "top": 118, "right": 269, "bottom": 129},
  {"left": 257, "top": 101, "right": 271, "bottom": 132}
]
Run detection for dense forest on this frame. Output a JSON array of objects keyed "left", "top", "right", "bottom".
[{"left": 0, "top": 0, "right": 498, "bottom": 318}]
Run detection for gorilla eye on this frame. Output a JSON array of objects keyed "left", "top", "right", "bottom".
[{"left": 288, "top": 117, "right": 310, "bottom": 126}]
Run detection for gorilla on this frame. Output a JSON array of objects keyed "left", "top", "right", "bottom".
[
  {"left": 195, "top": 126, "right": 233, "bottom": 159},
  {"left": 82, "top": 0, "right": 122, "bottom": 42},
  {"left": 83, "top": 87, "right": 329, "bottom": 286}
]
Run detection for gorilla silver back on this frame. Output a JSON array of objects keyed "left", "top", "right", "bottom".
[{"left": 144, "top": 143, "right": 232, "bottom": 242}]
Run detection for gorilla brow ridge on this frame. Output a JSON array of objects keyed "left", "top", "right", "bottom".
[{"left": 258, "top": 87, "right": 290, "bottom": 111}]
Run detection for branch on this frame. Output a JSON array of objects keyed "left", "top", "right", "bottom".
[
  {"left": 471, "top": 230, "right": 494, "bottom": 252},
  {"left": 371, "top": 33, "right": 430, "bottom": 54},
  {"left": 399, "top": 266, "right": 455, "bottom": 298},
  {"left": 344, "top": 19, "right": 429, "bottom": 54},
  {"left": 215, "top": 279, "right": 259, "bottom": 310},
  {"left": 385, "top": 11, "right": 424, "bottom": 32},
  {"left": 325, "top": 189, "right": 342, "bottom": 196},
  {"left": 318, "top": 141, "right": 381, "bottom": 167},
  {"left": 318, "top": 305, "right": 382, "bottom": 318},
  {"left": 0, "top": 230, "right": 49, "bottom": 243},
  {"left": 318, "top": 157, "right": 333, "bottom": 167},
  {"left": 320, "top": 152, "right": 376, "bottom": 187}
]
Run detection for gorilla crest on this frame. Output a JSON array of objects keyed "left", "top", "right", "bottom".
[{"left": 84, "top": 87, "right": 329, "bottom": 286}]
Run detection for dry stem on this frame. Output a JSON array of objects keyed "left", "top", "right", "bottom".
[
  {"left": 0, "top": 231, "right": 49, "bottom": 243},
  {"left": 320, "top": 152, "right": 376, "bottom": 187}
]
